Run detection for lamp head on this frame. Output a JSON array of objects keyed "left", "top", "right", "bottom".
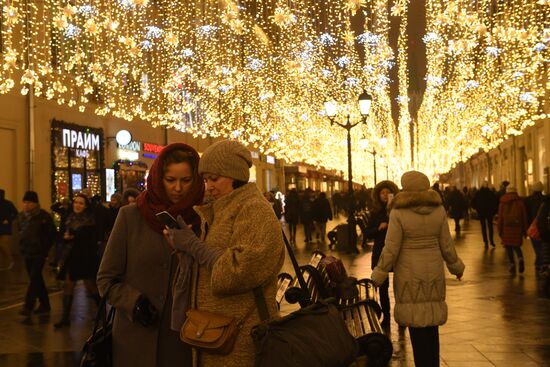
[
  {"left": 324, "top": 100, "right": 337, "bottom": 118},
  {"left": 358, "top": 91, "right": 373, "bottom": 117}
]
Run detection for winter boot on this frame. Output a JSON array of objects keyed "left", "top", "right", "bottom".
[{"left": 54, "top": 295, "right": 73, "bottom": 329}]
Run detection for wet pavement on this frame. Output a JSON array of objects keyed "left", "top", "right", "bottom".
[{"left": 0, "top": 216, "right": 549, "bottom": 366}]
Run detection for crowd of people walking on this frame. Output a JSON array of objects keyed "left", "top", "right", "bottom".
[{"left": 1, "top": 143, "right": 550, "bottom": 367}]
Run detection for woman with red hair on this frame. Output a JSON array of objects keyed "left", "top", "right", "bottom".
[{"left": 97, "top": 143, "right": 204, "bottom": 367}]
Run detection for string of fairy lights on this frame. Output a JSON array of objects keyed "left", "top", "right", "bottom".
[{"left": 0, "top": 0, "right": 548, "bottom": 185}]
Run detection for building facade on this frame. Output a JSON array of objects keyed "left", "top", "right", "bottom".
[{"left": 444, "top": 118, "right": 550, "bottom": 196}]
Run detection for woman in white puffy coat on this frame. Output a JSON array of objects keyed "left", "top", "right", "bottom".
[{"left": 371, "top": 171, "right": 465, "bottom": 367}]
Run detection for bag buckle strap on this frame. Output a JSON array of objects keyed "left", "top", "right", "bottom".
[{"left": 196, "top": 320, "right": 209, "bottom": 338}]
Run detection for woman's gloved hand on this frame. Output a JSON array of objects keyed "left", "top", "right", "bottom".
[
  {"left": 133, "top": 295, "right": 158, "bottom": 327},
  {"left": 163, "top": 216, "right": 224, "bottom": 271}
]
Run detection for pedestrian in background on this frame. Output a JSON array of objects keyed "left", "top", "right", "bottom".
[
  {"left": 498, "top": 186, "right": 528, "bottom": 274},
  {"left": 447, "top": 186, "right": 468, "bottom": 235},
  {"left": 264, "top": 191, "right": 283, "bottom": 220},
  {"left": 300, "top": 189, "right": 315, "bottom": 244},
  {"left": 17, "top": 191, "right": 56, "bottom": 320},
  {"left": 54, "top": 193, "right": 100, "bottom": 329},
  {"left": 372, "top": 171, "right": 464, "bottom": 367},
  {"left": 284, "top": 189, "right": 300, "bottom": 246},
  {"left": 472, "top": 181, "right": 499, "bottom": 248},
  {"left": 98, "top": 143, "right": 204, "bottom": 367},
  {"left": 0, "top": 189, "right": 18, "bottom": 270},
  {"left": 364, "top": 180, "right": 399, "bottom": 331},
  {"left": 524, "top": 181, "right": 545, "bottom": 273},
  {"left": 312, "top": 192, "right": 333, "bottom": 243},
  {"left": 165, "top": 140, "right": 284, "bottom": 367},
  {"left": 121, "top": 187, "right": 140, "bottom": 206}
]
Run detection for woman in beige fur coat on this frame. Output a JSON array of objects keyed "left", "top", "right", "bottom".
[
  {"left": 166, "top": 140, "right": 285, "bottom": 367},
  {"left": 371, "top": 171, "right": 465, "bottom": 367}
]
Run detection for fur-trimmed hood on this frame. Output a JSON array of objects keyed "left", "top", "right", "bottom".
[
  {"left": 391, "top": 189, "right": 442, "bottom": 214},
  {"left": 372, "top": 180, "right": 399, "bottom": 209}
]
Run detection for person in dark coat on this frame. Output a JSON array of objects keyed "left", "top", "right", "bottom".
[
  {"left": 432, "top": 183, "right": 446, "bottom": 209},
  {"left": 364, "top": 180, "right": 399, "bottom": 330},
  {"left": 498, "top": 187, "right": 528, "bottom": 274},
  {"left": 284, "top": 189, "right": 300, "bottom": 245},
  {"left": 50, "top": 197, "right": 71, "bottom": 268},
  {"left": 0, "top": 189, "right": 18, "bottom": 270},
  {"left": 312, "top": 192, "right": 333, "bottom": 243},
  {"left": 447, "top": 186, "right": 468, "bottom": 234},
  {"left": 472, "top": 181, "right": 499, "bottom": 248},
  {"left": 300, "top": 189, "right": 314, "bottom": 243},
  {"left": 106, "top": 193, "right": 122, "bottom": 238},
  {"left": 54, "top": 193, "right": 100, "bottom": 328},
  {"left": 536, "top": 196, "right": 550, "bottom": 276},
  {"left": 524, "top": 182, "right": 545, "bottom": 272},
  {"left": 17, "top": 191, "right": 56, "bottom": 319}
]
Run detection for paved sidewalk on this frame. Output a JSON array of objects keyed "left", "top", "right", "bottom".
[{"left": 0, "top": 217, "right": 549, "bottom": 366}]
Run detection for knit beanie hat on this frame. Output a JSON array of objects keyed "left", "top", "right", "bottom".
[
  {"left": 199, "top": 140, "right": 252, "bottom": 182},
  {"left": 23, "top": 191, "right": 39, "bottom": 203},
  {"left": 401, "top": 171, "right": 430, "bottom": 192},
  {"left": 532, "top": 181, "right": 544, "bottom": 192}
]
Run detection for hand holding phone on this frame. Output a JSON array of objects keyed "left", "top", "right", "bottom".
[{"left": 156, "top": 211, "right": 181, "bottom": 229}]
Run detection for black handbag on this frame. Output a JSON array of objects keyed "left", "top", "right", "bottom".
[
  {"left": 80, "top": 292, "right": 115, "bottom": 367},
  {"left": 251, "top": 232, "right": 358, "bottom": 367}
]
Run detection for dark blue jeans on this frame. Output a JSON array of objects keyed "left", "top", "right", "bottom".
[{"left": 530, "top": 239, "right": 543, "bottom": 267}]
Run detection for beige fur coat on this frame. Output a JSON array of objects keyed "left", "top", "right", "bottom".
[{"left": 371, "top": 190, "right": 465, "bottom": 327}]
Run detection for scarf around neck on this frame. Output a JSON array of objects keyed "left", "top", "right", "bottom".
[{"left": 136, "top": 143, "right": 204, "bottom": 234}]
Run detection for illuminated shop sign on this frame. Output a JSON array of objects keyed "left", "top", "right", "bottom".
[
  {"left": 118, "top": 141, "right": 142, "bottom": 152},
  {"left": 143, "top": 143, "right": 165, "bottom": 153},
  {"left": 62, "top": 129, "right": 100, "bottom": 151}
]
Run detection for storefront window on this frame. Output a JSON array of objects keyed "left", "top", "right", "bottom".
[{"left": 51, "top": 120, "right": 105, "bottom": 203}]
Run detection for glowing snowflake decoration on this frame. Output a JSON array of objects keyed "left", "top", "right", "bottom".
[
  {"left": 246, "top": 58, "right": 264, "bottom": 71},
  {"left": 485, "top": 46, "right": 502, "bottom": 57},
  {"left": 426, "top": 75, "right": 447, "bottom": 86},
  {"left": 232, "top": 130, "right": 242, "bottom": 138},
  {"left": 196, "top": 25, "right": 218, "bottom": 37},
  {"left": 118, "top": 0, "right": 133, "bottom": 9},
  {"left": 319, "top": 33, "right": 336, "bottom": 46},
  {"left": 182, "top": 49, "right": 194, "bottom": 58},
  {"left": 140, "top": 40, "right": 153, "bottom": 50},
  {"left": 78, "top": 5, "right": 96, "bottom": 17},
  {"left": 455, "top": 102, "right": 466, "bottom": 111},
  {"left": 422, "top": 32, "right": 440, "bottom": 43},
  {"left": 396, "top": 95, "right": 408, "bottom": 104},
  {"left": 344, "top": 77, "right": 360, "bottom": 87},
  {"left": 218, "top": 85, "right": 232, "bottom": 93},
  {"left": 533, "top": 43, "right": 547, "bottom": 52},
  {"left": 465, "top": 80, "right": 479, "bottom": 89},
  {"left": 519, "top": 92, "right": 537, "bottom": 103},
  {"left": 304, "top": 41, "right": 314, "bottom": 49},
  {"left": 357, "top": 32, "right": 380, "bottom": 46},
  {"left": 301, "top": 113, "right": 309, "bottom": 121},
  {"left": 64, "top": 24, "right": 80, "bottom": 39},
  {"left": 513, "top": 72, "right": 524, "bottom": 79},
  {"left": 221, "top": 66, "right": 232, "bottom": 75},
  {"left": 377, "top": 76, "right": 390, "bottom": 86},
  {"left": 322, "top": 69, "right": 332, "bottom": 78},
  {"left": 145, "top": 26, "right": 163, "bottom": 39},
  {"left": 381, "top": 60, "right": 395, "bottom": 69},
  {"left": 362, "top": 65, "right": 375, "bottom": 73},
  {"left": 270, "top": 134, "right": 280, "bottom": 142},
  {"left": 335, "top": 56, "right": 351, "bottom": 68}
]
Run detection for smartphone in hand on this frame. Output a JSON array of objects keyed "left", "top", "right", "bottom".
[{"left": 156, "top": 211, "right": 181, "bottom": 229}]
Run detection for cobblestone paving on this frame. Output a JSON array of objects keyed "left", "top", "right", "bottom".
[{"left": 0, "top": 216, "right": 549, "bottom": 366}]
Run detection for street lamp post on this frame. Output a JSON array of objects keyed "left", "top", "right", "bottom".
[
  {"left": 324, "top": 91, "right": 372, "bottom": 253},
  {"left": 366, "top": 148, "right": 377, "bottom": 185}
]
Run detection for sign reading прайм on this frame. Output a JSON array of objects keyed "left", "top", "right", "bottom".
[{"left": 62, "top": 128, "right": 100, "bottom": 151}]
